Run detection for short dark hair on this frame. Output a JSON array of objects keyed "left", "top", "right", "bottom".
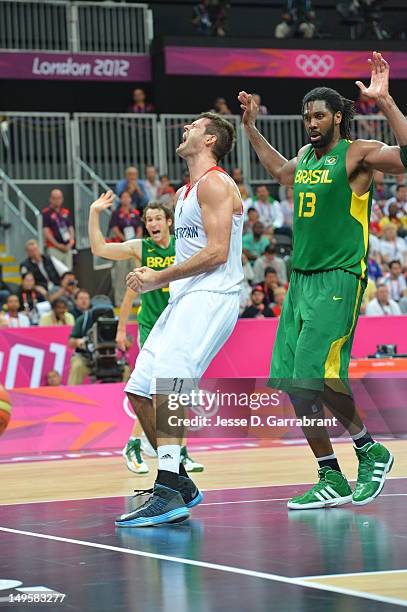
[
  {"left": 302, "top": 87, "right": 355, "bottom": 140},
  {"left": 264, "top": 266, "right": 277, "bottom": 275},
  {"left": 52, "top": 297, "right": 68, "bottom": 308},
  {"left": 198, "top": 112, "right": 236, "bottom": 162},
  {"left": 396, "top": 184, "right": 406, "bottom": 192},
  {"left": 142, "top": 202, "right": 174, "bottom": 225},
  {"left": 265, "top": 245, "right": 276, "bottom": 255},
  {"left": 257, "top": 184, "right": 269, "bottom": 191},
  {"left": 61, "top": 271, "right": 74, "bottom": 282},
  {"left": 389, "top": 260, "right": 401, "bottom": 268}
]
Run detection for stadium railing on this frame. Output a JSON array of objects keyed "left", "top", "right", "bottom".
[
  {"left": 0, "top": 168, "right": 43, "bottom": 263},
  {"left": 0, "top": 0, "right": 153, "bottom": 54}
]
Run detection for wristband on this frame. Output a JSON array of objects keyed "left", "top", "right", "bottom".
[{"left": 400, "top": 145, "right": 407, "bottom": 169}]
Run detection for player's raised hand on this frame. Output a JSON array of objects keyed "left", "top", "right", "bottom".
[
  {"left": 356, "top": 52, "right": 390, "bottom": 102},
  {"left": 90, "top": 190, "right": 116, "bottom": 213},
  {"left": 238, "top": 91, "right": 259, "bottom": 127}
]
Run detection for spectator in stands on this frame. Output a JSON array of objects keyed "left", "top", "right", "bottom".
[
  {"left": 382, "top": 260, "right": 407, "bottom": 302},
  {"left": 379, "top": 203, "right": 407, "bottom": 237},
  {"left": 373, "top": 171, "right": 390, "bottom": 203},
  {"left": 20, "top": 239, "right": 62, "bottom": 296},
  {"left": 16, "top": 272, "right": 48, "bottom": 326},
  {"left": 252, "top": 94, "right": 269, "bottom": 116},
  {"left": 46, "top": 369, "right": 62, "bottom": 387},
  {"left": 253, "top": 185, "right": 283, "bottom": 229},
  {"left": 262, "top": 267, "right": 282, "bottom": 307},
  {"left": 176, "top": 169, "right": 190, "bottom": 192},
  {"left": 116, "top": 167, "right": 148, "bottom": 212},
  {"left": 275, "top": 0, "right": 316, "bottom": 39},
  {"left": 108, "top": 191, "right": 143, "bottom": 306},
  {"left": 71, "top": 289, "right": 91, "bottom": 320},
  {"left": 39, "top": 297, "right": 74, "bottom": 326},
  {"left": 208, "top": 0, "right": 228, "bottom": 36},
  {"left": 243, "top": 207, "right": 260, "bottom": 233},
  {"left": 379, "top": 223, "right": 407, "bottom": 265},
  {"left": 212, "top": 97, "right": 232, "bottom": 115},
  {"left": 192, "top": 0, "right": 212, "bottom": 35},
  {"left": 241, "top": 285, "right": 275, "bottom": 318},
  {"left": 127, "top": 88, "right": 154, "bottom": 114},
  {"left": 42, "top": 189, "right": 75, "bottom": 270},
  {"left": 49, "top": 272, "right": 78, "bottom": 312},
  {"left": 143, "top": 165, "right": 160, "bottom": 202},
  {"left": 384, "top": 184, "right": 407, "bottom": 216},
  {"left": 239, "top": 252, "right": 254, "bottom": 314},
  {"left": 242, "top": 221, "right": 270, "bottom": 261},
  {"left": 365, "top": 284, "right": 402, "bottom": 316},
  {"left": 157, "top": 175, "right": 176, "bottom": 204},
  {"left": 368, "top": 252, "right": 383, "bottom": 283},
  {"left": 109, "top": 191, "right": 143, "bottom": 243},
  {"left": 271, "top": 286, "right": 287, "bottom": 317},
  {"left": 232, "top": 168, "right": 252, "bottom": 195},
  {"left": 252, "top": 244, "right": 287, "bottom": 285},
  {"left": 0, "top": 294, "right": 30, "bottom": 328},
  {"left": 279, "top": 186, "right": 294, "bottom": 228}
]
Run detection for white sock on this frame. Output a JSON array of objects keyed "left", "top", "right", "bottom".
[{"left": 157, "top": 445, "right": 181, "bottom": 474}]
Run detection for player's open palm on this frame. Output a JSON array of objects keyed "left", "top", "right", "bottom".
[
  {"left": 356, "top": 51, "right": 389, "bottom": 102},
  {"left": 90, "top": 190, "right": 116, "bottom": 213},
  {"left": 238, "top": 91, "right": 258, "bottom": 126}
]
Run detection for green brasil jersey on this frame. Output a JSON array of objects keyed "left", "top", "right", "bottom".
[
  {"left": 137, "top": 235, "right": 175, "bottom": 333},
  {"left": 291, "top": 139, "right": 372, "bottom": 279}
]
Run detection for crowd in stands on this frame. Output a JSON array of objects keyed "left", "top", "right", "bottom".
[{"left": 0, "top": 168, "right": 406, "bottom": 332}]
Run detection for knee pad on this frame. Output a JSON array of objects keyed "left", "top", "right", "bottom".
[{"left": 288, "top": 393, "right": 324, "bottom": 418}]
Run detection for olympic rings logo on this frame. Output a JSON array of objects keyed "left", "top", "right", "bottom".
[{"left": 295, "top": 54, "right": 335, "bottom": 77}]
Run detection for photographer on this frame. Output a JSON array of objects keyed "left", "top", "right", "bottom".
[
  {"left": 68, "top": 295, "right": 130, "bottom": 385},
  {"left": 50, "top": 271, "right": 78, "bottom": 312}
]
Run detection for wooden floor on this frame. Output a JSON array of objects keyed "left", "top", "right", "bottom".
[
  {"left": 1, "top": 439, "right": 406, "bottom": 505},
  {"left": 1, "top": 440, "right": 406, "bottom": 611}
]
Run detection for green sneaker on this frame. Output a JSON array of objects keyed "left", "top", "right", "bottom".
[
  {"left": 122, "top": 438, "right": 149, "bottom": 475},
  {"left": 180, "top": 446, "right": 204, "bottom": 473},
  {"left": 352, "top": 442, "right": 394, "bottom": 506},
  {"left": 287, "top": 467, "right": 353, "bottom": 510}
]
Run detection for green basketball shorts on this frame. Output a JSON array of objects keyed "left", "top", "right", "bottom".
[{"left": 269, "top": 269, "right": 365, "bottom": 395}]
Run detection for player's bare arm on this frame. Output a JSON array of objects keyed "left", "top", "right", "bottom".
[
  {"left": 238, "top": 90, "right": 308, "bottom": 186},
  {"left": 127, "top": 173, "right": 235, "bottom": 293},
  {"left": 348, "top": 52, "right": 407, "bottom": 189},
  {"left": 116, "top": 287, "right": 138, "bottom": 351},
  {"left": 89, "top": 191, "right": 142, "bottom": 261}
]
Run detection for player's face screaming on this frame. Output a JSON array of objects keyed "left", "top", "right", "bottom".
[
  {"left": 303, "top": 101, "right": 336, "bottom": 150},
  {"left": 146, "top": 209, "right": 170, "bottom": 243},
  {"left": 176, "top": 118, "right": 211, "bottom": 158}
]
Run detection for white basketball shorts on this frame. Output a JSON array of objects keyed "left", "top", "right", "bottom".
[{"left": 125, "top": 290, "right": 239, "bottom": 398}]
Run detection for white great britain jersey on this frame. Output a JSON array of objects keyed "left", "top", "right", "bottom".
[{"left": 169, "top": 166, "right": 244, "bottom": 302}]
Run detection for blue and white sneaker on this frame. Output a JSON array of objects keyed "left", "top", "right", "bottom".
[
  {"left": 178, "top": 475, "right": 204, "bottom": 508},
  {"left": 115, "top": 483, "right": 190, "bottom": 528}
]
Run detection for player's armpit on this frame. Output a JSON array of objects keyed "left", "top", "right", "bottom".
[{"left": 355, "top": 140, "right": 407, "bottom": 174}]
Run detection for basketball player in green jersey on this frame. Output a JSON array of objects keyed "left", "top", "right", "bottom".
[
  {"left": 239, "top": 52, "right": 407, "bottom": 509},
  {"left": 89, "top": 201, "right": 204, "bottom": 475}
]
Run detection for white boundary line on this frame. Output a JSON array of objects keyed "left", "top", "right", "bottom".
[
  {"left": 1, "top": 479, "right": 407, "bottom": 507},
  {"left": 0, "top": 526, "right": 406, "bottom": 608},
  {"left": 301, "top": 569, "right": 407, "bottom": 580}
]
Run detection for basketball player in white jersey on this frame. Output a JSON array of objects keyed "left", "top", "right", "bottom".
[{"left": 109, "top": 112, "right": 244, "bottom": 526}]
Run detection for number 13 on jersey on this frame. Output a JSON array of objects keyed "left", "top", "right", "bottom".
[{"left": 298, "top": 192, "right": 316, "bottom": 218}]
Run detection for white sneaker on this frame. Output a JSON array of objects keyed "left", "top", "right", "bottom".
[
  {"left": 181, "top": 446, "right": 204, "bottom": 473},
  {"left": 122, "top": 438, "right": 149, "bottom": 474},
  {"left": 140, "top": 432, "right": 157, "bottom": 458}
]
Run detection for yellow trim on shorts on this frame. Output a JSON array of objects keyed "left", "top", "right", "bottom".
[
  {"left": 324, "top": 280, "right": 362, "bottom": 380},
  {"left": 350, "top": 190, "right": 370, "bottom": 280}
]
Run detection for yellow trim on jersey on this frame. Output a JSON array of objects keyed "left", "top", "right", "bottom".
[
  {"left": 324, "top": 280, "right": 362, "bottom": 381},
  {"left": 350, "top": 190, "right": 370, "bottom": 279}
]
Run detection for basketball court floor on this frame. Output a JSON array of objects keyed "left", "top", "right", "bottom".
[{"left": 1, "top": 441, "right": 406, "bottom": 611}]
